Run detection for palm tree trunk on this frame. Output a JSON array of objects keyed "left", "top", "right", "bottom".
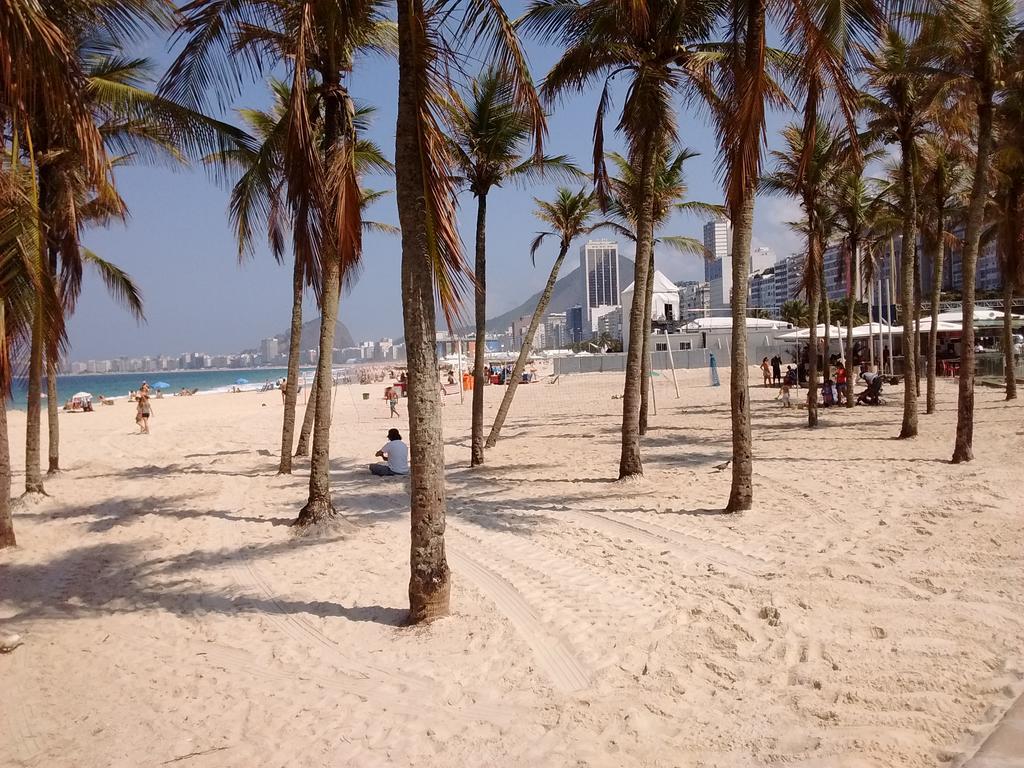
[
  {"left": 726, "top": 191, "right": 754, "bottom": 511},
  {"left": 618, "top": 136, "right": 658, "bottom": 479},
  {"left": 845, "top": 240, "right": 857, "bottom": 409},
  {"left": 278, "top": 253, "right": 304, "bottom": 473},
  {"left": 470, "top": 193, "right": 487, "bottom": 466},
  {"left": 397, "top": 0, "right": 450, "bottom": 623},
  {"left": 0, "top": 394, "right": 15, "bottom": 548},
  {"left": 807, "top": 277, "right": 820, "bottom": 427},
  {"left": 1004, "top": 279, "right": 1017, "bottom": 399},
  {"left": 821, "top": 270, "right": 831, "bottom": 380},
  {"left": 913, "top": 242, "right": 922, "bottom": 397},
  {"left": 486, "top": 243, "right": 569, "bottom": 448},
  {"left": 638, "top": 244, "right": 655, "bottom": 435},
  {"left": 46, "top": 353, "right": 59, "bottom": 473},
  {"left": 24, "top": 300, "right": 45, "bottom": 494},
  {"left": 295, "top": 63, "right": 346, "bottom": 527},
  {"left": 926, "top": 203, "right": 944, "bottom": 414},
  {"left": 898, "top": 139, "right": 919, "bottom": 439},
  {"left": 295, "top": 371, "right": 317, "bottom": 457},
  {"left": 953, "top": 75, "right": 995, "bottom": 462}
]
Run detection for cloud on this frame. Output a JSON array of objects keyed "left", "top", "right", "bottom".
[{"left": 753, "top": 196, "right": 804, "bottom": 261}]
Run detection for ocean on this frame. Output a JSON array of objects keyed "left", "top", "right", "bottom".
[{"left": 9, "top": 367, "right": 319, "bottom": 410}]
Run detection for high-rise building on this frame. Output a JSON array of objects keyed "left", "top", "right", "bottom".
[
  {"left": 703, "top": 217, "right": 732, "bottom": 310},
  {"left": 773, "top": 254, "right": 805, "bottom": 304},
  {"left": 567, "top": 305, "right": 585, "bottom": 344},
  {"left": 677, "top": 280, "right": 710, "bottom": 319},
  {"left": 580, "top": 239, "right": 620, "bottom": 329},
  {"left": 512, "top": 314, "right": 545, "bottom": 351},
  {"left": 544, "top": 312, "right": 567, "bottom": 349},
  {"left": 260, "top": 337, "right": 279, "bottom": 363},
  {"left": 749, "top": 267, "right": 777, "bottom": 312}
]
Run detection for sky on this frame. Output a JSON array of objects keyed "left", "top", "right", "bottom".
[{"left": 68, "top": 6, "right": 805, "bottom": 361}]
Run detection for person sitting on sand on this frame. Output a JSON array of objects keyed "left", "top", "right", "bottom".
[{"left": 370, "top": 428, "right": 409, "bottom": 476}]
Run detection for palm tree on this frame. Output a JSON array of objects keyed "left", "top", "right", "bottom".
[
  {"left": 523, "top": 0, "right": 721, "bottom": 480},
  {"left": 395, "top": 0, "right": 542, "bottom": 621},
  {"left": 939, "top": 2, "right": 1018, "bottom": 462},
  {"left": 18, "top": 13, "right": 244, "bottom": 490},
  {"left": 486, "top": 188, "right": 598, "bottom": 447},
  {"left": 763, "top": 120, "right": 843, "bottom": 427},
  {"left": 861, "top": 24, "right": 947, "bottom": 439},
  {"left": 781, "top": 299, "right": 810, "bottom": 327},
  {"left": 705, "top": 0, "right": 879, "bottom": 508},
  {"left": 917, "top": 132, "right": 971, "bottom": 412},
  {"left": 598, "top": 149, "right": 721, "bottom": 435},
  {"left": 164, "top": 0, "right": 394, "bottom": 524},
  {"left": 210, "top": 83, "right": 394, "bottom": 474},
  {"left": 0, "top": 167, "right": 67, "bottom": 547},
  {"left": 991, "top": 64, "right": 1024, "bottom": 400},
  {"left": 445, "top": 68, "right": 578, "bottom": 467},
  {"left": 828, "top": 161, "right": 889, "bottom": 407}
]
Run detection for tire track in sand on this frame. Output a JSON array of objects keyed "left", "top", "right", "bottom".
[
  {"left": 564, "top": 508, "right": 772, "bottom": 577},
  {"left": 447, "top": 531, "right": 591, "bottom": 694},
  {"left": 219, "top": 534, "right": 514, "bottom": 726}
]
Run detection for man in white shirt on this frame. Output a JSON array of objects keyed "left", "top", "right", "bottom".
[{"left": 370, "top": 428, "right": 410, "bottom": 476}]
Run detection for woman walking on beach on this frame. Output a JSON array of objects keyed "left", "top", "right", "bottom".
[{"left": 136, "top": 392, "right": 152, "bottom": 434}]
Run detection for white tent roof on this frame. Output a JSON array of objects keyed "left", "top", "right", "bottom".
[
  {"left": 682, "top": 316, "right": 790, "bottom": 331},
  {"left": 622, "top": 269, "right": 682, "bottom": 297},
  {"left": 776, "top": 324, "right": 846, "bottom": 340},
  {"left": 936, "top": 308, "right": 1024, "bottom": 326}
]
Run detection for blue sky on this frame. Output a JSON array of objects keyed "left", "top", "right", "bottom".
[{"left": 69, "top": 7, "right": 804, "bottom": 361}]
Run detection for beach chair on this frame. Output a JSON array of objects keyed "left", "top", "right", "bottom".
[{"left": 856, "top": 376, "right": 884, "bottom": 406}]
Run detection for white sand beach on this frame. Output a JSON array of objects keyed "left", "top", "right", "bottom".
[{"left": 1, "top": 368, "right": 1022, "bottom": 767}]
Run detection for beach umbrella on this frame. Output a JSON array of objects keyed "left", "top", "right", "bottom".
[
  {"left": 235, "top": 378, "right": 249, "bottom": 385},
  {"left": 151, "top": 381, "right": 170, "bottom": 389},
  {"left": 72, "top": 392, "right": 92, "bottom": 400}
]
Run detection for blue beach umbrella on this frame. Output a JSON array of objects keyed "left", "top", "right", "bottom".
[
  {"left": 151, "top": 381, "right": 170, "bottom": 389},
  {"left": 235, "top": 378, "right": 249, "bottom": 385}
]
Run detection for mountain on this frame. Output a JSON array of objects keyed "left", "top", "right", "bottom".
[
  {"left": 479, "top": 254, "right": 637, "bottom": 333},
  {"left": 277, "top": 317, "right": 355, "bottom": 351}
]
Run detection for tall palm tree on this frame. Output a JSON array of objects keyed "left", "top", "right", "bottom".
[
  {"left": 598, "top": 149, "right": 721, "bottom": 435},
  {"left": 917, "top": 132, "right": 970, "bottom": 412},
  {"left": 164, "top": 0, "right": 394, "bottom": 524},
  {"left": 445, "top": 68, "right": 578, "bottom": 467},
  {"left": 486, "top": 188, "right": 598, "bottom": 447},
  {"left": 941, "top": 1, "right": 1019, "bottom": 462},
  {"left": 18, "top": 13, "right": 244, "bottom": 490},
  {"left": 781, "top": 298, "right": 810, "bottom": 327},
  {"left": 210, "top": 83, "right": 394, "bottom": 474},
  {"left": 827, "top": 160, "right": 888, "bottom": 407},
  {"left": 861, "top": 24, "right": 945, "bottom": 439},
  {"left": 762, "top": 120, "right": 843, "bottom": 427},
  {"left": 0, "top": 168, "right": 66, "bottom": 547},
  {"left": 523, "top": 0, "right": 721, "bottom": 480},
  {"left": 991, "top": 64, "right": 1024, "bottom": 400},
  {"left": 706, "top": 0, "right": 879, "bottom": 508},
  {"left": 395, "top": 0, "right": 542, "bottom": 621}
]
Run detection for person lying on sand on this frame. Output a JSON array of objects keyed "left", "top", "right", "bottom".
[{"left": 370, "top": 428, "right": 409, "bottom": 477}]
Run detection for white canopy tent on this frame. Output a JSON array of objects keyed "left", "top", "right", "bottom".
[
  {"left": 936, "top": 308, "right": 1024, "bottom": 327},
  {"left": 775, "top": 324, "right": 846, "bottom": 341}
]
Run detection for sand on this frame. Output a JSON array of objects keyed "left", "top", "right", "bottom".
[{"left": 1, "top": 367, "right": 1022, "bottom": 768}]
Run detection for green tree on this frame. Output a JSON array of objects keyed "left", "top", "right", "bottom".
[
  {"left": 763, "top": 120, "right": 844, "bottom": 427},
  {"left": 486, "top": 189, "right": 598, "bottom": 447},
  {"left": 938, "top": 0, "right": 1018, "bottom": 461},
  {"left": 165, "top": 0, "right": 394, "bottom": 524},
  {"left": 395, "top": 0, "right": 542, "bottom": 621},
  {"left": 861, "top": 24, "right": 947, "bottom": 438},
  {"left": 524, "top": 0, "right": 721, "bottom": 479},
  {"left": 781, "top": 299, "right": 810, "bottom": 327},
  {"left": 211, "top": 83, "right": 395, "bottom": 473},
  {"left": 599, "top": 148, "right": 722, "bottom": 435},
  {"left": 445, "top": 68, "right": 578, "bottom": 467}
]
